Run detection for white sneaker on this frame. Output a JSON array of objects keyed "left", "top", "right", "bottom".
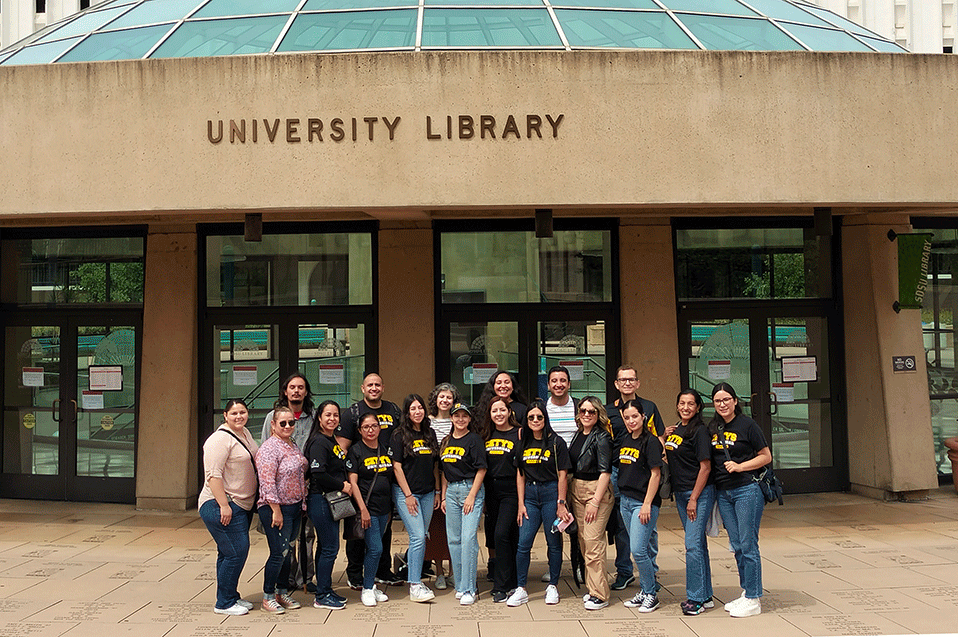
[
  {"left": 361, "top": 589, "right": 378, "bottom": 607},
  {"left": 236, "top": 599, "right": 253, "bottom": 610},
  {"left": 435, "top": 574, "right": 447, "bottom": 590},
  {"left": 730, "top": 597, "right": 761, "bottom": 617},
  {"left": 460, "top": 592, "right": 476, "bottom": 605},
  {"left": 213, "top": 602, "right": 249, "bottom": 615},
  {"left": 410, "top": 583, "right": 435, "bottom": 603},
  {"left": 583, "top": 595, "right": 609, "bottom": 610},
  {"left": 724, "top": 591, "right": 747, "bottom": 611},
  {"left": 455, "top": 591, "right": 464, "bottom": 599},
  {"left": 373, "top": 587, "right": 388, "bottom": 602},
  {"left": 507, "top": 587, "right": 529, "bottom": 607},
  {"left": 545, "top": 585, "right": 560, "bottom": 605},
  {"left": 582, "top": 593, "right": 591, "bottom": 602}
]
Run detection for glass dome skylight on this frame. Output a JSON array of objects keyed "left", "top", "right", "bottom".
[{"left": 0, "top": 0, "right": 907, "bottom": 66}]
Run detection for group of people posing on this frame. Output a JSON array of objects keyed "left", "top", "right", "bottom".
[{"left": 199, "top": 366, "right": 772, "bottom": 620}]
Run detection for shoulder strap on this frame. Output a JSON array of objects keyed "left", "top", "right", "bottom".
[
  {"left": 717, "top": 424, "right": 732, "bottom": 464},
  {"left": 220, "top": 428, "right": 255, "bottom": 464}
]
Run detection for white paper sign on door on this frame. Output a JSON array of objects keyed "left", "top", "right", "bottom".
[
  {"left": 772, "top": 383, "right": 794, "bottom": 403},
  {"left": 707, "top": 360, "right": 731, "bottom": 380},
  {"left": 782, "top": 356, "right": 817, "bottom": 383},
  {"left": 232, "top": 365, "right": 258, "bottom": 386},
  {"left": 559, "top": 360, "right": 584, "bottom": 381},
  {"left": 22, "top": 367, "right": 44, "bottom": 387},
  {"left": 82, "top": 391, "right": 104, "bottom": 410},
  {"left": 473, "top": 363, "right": 498, "bottom": 385},
  {"left": 319, "top": 364, "right": 345, "bottom": 385}
]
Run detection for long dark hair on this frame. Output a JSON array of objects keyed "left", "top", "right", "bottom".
[
  {"left": 517, "top": 399, "right": 556, "bottom": 456},
  {"left": 397, "top": 394, "right": 439, "bottom": 455},
  {"left": 619, "top": 398, "right": 649, "bottom": 446},
  {"left": 276, "top": 372, "right": 315, "bottom": 415},
  {"left": 306, "top": 399, "right": 340, "bottom": 448},
  {"left": 477, "top": 395, "right": 520, "bottom": 441},
  {"left": 675, "top": 388, "right": 706, "bottom": 438},
  {"left": 708, "top": 382, "right": 743, "bottom": 436},
  {"left": 474, "top": 370, "right": 528, "bottom": 426}
]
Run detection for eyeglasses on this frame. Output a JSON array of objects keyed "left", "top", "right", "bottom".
[
  {"left": 277, "top": 420, "right": 296, "bottom": 427},
  {"left": 528, "top": 414, "right": 544, "bottom": 421},
  {"left": 360, "top": 424, "right": 380, "bottom": 431},
  {"left": 714, "top": 397, "right": 735, "bottom": 405},
  {"left": 616, "top": 377, "right": 637, "bottom": 383},
  {"left": 578, "top": 408, "right": 597, "bottom": 416}
]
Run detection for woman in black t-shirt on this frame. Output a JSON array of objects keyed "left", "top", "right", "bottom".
[
  {"left": 390, "top": 394, "right": 439, "bottom": 603},
  {"left": 616, "top": 400, "right": 664, "bottom": 613},
  {"left": 346, "top": 413, "right": 395, "bottom": 607},
  {"left": 708, "top": 383, "right": 772, "bottom": 618},
  {"left": 483, "top": 396, "right": 521, "bottom": 602},
  {"left": 663, "top": 389, "right": 714, "bottom": 616},
  {"left": 507, "top": 400, "right": 572, "bottom": 607},
  {"left": 304, "top": 400, "right": 350, "bottom": 610},
  {"left": 440, "top": 403, "right": 487, "bottom": 605}
]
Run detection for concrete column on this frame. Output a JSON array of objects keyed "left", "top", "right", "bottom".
[
  {"left": 46, "top": 0, "right": 80, "bottom": 24},
  {"left": 619, "top": 218, "right": 680, "bottom": 416},
  {"left": 136, "top": 225, "right": 199, "bottom": 510},
  {"left": 842, "top": 214, "right": 938, "bottom": 499},
  {"left": 378, "top": 222, "right": 435, "bottom": 400},
  {"left": 1, "top": 0, "right": 35, "bottom": 49}
]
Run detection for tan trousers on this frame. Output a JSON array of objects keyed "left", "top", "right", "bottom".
[{"left": 570, "top": 477, "right": 614, "bottom": 602}]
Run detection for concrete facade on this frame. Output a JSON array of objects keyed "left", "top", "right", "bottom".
[{"left": 0, "top": 49, "right": 951, "bottom": 507}]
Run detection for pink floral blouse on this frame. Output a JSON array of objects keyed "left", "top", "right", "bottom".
[{"left": 255, "top": 435, "right": 308, "bottom": 508}]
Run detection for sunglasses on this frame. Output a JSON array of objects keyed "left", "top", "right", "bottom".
[
  {"left": 276, "top": 420, "right": 296, "bottom": 428},
  {"left": 528, "top": 414, "right": 545, "bottom": 421},
  {"left": 578, "top": 408, "right": 598, "bottom": 416}
]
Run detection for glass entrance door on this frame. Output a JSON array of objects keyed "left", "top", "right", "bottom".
[
  {"left": 2, "top": 317, "right": 139, "bottom": 502},
  {"left": 681, "top": 310, "right": 845, "bottom": 492}
]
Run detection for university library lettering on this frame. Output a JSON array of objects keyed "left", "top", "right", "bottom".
[{"left": 207, "top": 113, "right": 564, "bottom": 144}]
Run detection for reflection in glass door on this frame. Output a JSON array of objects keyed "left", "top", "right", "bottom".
[
  {"left": 2, "top": 320, "right": 139, "bottom": 502},
  {"left": 537, "top": 321, "right": 607, "bottom": 402},
  {"left": 213, "top": 324, "right": 280, "bottom": 433},
  {"left": 449, "top": 322, "right": 519, "bottom": 406},
  {"left": 681, "top": 312, "right": 844, "bottom": 492}
]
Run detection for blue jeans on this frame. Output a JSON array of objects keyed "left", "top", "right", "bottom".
[
  {"left": 620, "top": 495, "right": 660, "bottom": 596},
  {"left": 199, "top": 499, "right": 253, "bottom": 609},
  {"left": 516, "top": 480, "right": 562, "bottom": 587},
  {"left": 392, "top": 486, "right": 435, "bottom": 584},
  {"left": 363, "top": 513, "right": 391, "bottom": 589},
  {"left": 675, "top": 484, "right": 715, "bottom": 603},
  {"left": 612, "top": 466, "right": 658, "bottom": 578},
  {"left": 445, "top": 480, "right": 485, "bottom": 596},
  {"left": 307, "top": 493, "right": 341, "bottom": 600},
  {"left": 258, "top": 503, "right": 303, "bottom": 596},
  {"left": 716, "top": 481, "right": 764, "bottom": 599}
]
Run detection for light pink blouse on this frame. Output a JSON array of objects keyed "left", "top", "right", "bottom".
[{"left": 199, "top": 426, "right": 259, "bottom": 511}]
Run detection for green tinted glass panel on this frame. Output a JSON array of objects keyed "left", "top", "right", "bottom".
[
  {"left": 426, "top": 0, "right": 543, "bottom": 5},
  {"left": 859, "top": 35, "right": 905, "bottom": 52},
  {"left": 662, "top": 0, "right": 756, "bottom": 16},
  {"left": 108, "top": 0, "right": 205, "bottom": 29},
  {"left": 1, "top": 37, "right": 81, "bottom": 65},
  {"left": 678, "top": 13, "right": 802, "bottom": 50},
  {"left": 743, "top": 0, "right": 831, "bottom": 26},
  {"left": 279, "top": 10, "right": 417, "bottom": 51},
  {"left": 422, "top": 9, "right": 561, "bottom": 47},
  {"left": 549, "top": 0, "right": 657, "bottom": 8},
  {"left": 207, "top": 233, "right": 373, "bottom": 307},
  {"left": 557, "top": 9, "right": 697, "bottom": 48},
  {"left": 303, "top": 0, "right": 417, "bottom": 9},
  {"left": 151, "top": 16, "right": 287, "bottom": 58},
  {"left": 795, "top": 4, "right": 873, "bottom": 37},
  {"left": 0, "top": 237, "right": 144, "bottom": 305},
  {"left": 676, "top": 227, "right": 830, "bottom": 300},
  {"left": 782, "top": 23, "right": 870, "bottom": 51},
  {"left": 37, "top": 6, "right": 131, "bottom": 42},
  {"left": 59, "top": 25, "right": 171, "bottom": 61},
  {"left": 194, "top": 0, "right": 301, "bottom": 18},
  {"left": 441, "top": 230, "right": 612, "bottom": 303}
]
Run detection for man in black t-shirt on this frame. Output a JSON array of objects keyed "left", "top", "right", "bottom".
[{"left": 338, "top": 373, "right": 403, "bottom": 588}]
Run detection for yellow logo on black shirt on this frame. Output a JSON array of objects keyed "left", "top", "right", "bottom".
[
  {"left": 363, "top": 455, "right": 391, "bottom": 472},
  {"left": 485, "top": 438, "right": 515, "bottom": 455},
  {"left": 710, "top": 431, "right": 737, "bottom": 450},
  {"left": 618, "top": 447, "right": 640, "bottom": 464},
  {"left": 521, "top": 447, "right": 552, "bottom": 464},
  {"left": 664, "top": 434, "right": 683, "bottom": 451},
  {"left": 442, "top": 446, "right": 466, "bottom": 462}
]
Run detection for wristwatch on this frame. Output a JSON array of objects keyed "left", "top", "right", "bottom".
[{"left": 557, "top": 499, "right": 566, "bottom": 505}]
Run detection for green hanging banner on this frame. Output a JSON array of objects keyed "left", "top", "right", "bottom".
[{"left": 894, "top": 232, "right": 933, "bottom": 312}]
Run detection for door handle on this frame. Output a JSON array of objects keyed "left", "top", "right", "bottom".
[
  {"left": 52, "top": 399, "right": 60, "bottom": 423},
  {"left": 70, "top": 399, "right": 79, "bottom": 422},
  {"left": 768, "top": 391, "right": 778, "bottom": 416}
]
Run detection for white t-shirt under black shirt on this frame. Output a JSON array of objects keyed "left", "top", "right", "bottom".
[{"left": 546, "top": 398, "right": 577, "bottom": 446}]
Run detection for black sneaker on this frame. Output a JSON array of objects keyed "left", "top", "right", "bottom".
[
  {"left": 305, "top": 582, "right": 317, "bottom": 594},
  {"left": 376, "top": 572, "right": 404, "bottom": 586},
  {"left": 638, "top": 594, "right": 659, "bottom": 613},
  {"left": 681, "top": 599, "right": 706, "bottom": 615},
  {"left": 610, "top": 573, "right": 635, "bottom": 590},
  {"left": 347, "top": 578, "right": 363, "bottom": 591},
  {"left": 491, "top": 590, "right": 509, "bottom": 603}
]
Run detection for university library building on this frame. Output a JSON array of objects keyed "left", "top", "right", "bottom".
[{"left": 0, "top": 0, "right": 956, "bottom": 509}]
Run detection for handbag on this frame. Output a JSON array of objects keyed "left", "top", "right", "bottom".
[
  {"left": 705, "top": 500, "right": 723, "bottom": 537},
  {"left": 325, "top": 490, "right": 357, "bottom": 521},
  {"left": 719, "top": 424, "right": 783, "bottom": 506},
  {"left": 658, "top": 460, "right": 672, "bottom": 501}
]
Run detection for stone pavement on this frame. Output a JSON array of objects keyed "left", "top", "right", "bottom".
[{"left": 0, "top": 488, "right": 956, "bottom": 637}]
